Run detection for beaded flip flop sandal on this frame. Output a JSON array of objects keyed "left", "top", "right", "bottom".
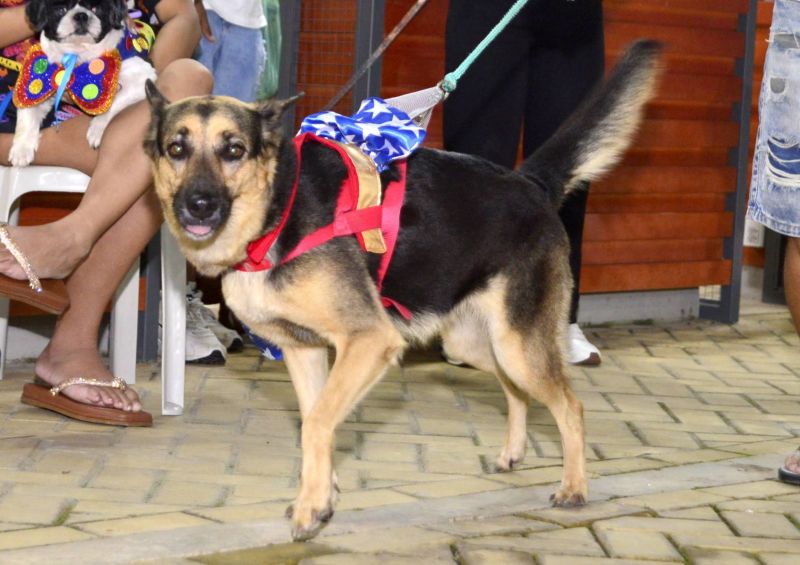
[
  {"left": 778, "top": 447, "right": 800, "bottom": 486},
  {"left": 21, "top": 377, "right": 153, "bottom": 427},
  {"left": 0, "top": 224, "right": 69, "bottom": 314}
]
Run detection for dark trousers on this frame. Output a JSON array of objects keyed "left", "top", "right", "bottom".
[{"left": 443, "top": 0, "right": 605, "bottom": 322}]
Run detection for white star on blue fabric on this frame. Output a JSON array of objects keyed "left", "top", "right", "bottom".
[
  {"left": 298, "top": 97, "right": 426, "bottom": 172},
  {"left": 362, "top": 99, "right": 393, "bottom": 120},
  {"left": 378, "top": 138, "right": 401, "bottom": 156},
  {"left": 358, "top": 122, "right": 383, "bottom": 139}
]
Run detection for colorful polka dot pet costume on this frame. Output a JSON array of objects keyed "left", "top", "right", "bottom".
[{"left": 12, "top": 21, "right": 154, "bottom": 116}]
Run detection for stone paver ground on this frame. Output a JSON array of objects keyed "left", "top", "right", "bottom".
[{"left": 0, "top": 300, "right": 798, "bottom": 563}]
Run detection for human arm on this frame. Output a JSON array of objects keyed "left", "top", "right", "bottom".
[
  {"left": 194, "top": 0, "right": 215, "bottom": 42},
  {"left": 0, "top": 5, "right": 34, "bottom": 49},
  {"left": 150, "top": 0, "right": 202, "bottom": 72}
]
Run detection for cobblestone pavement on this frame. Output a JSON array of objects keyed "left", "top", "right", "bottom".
[{"left": 0, "top": 301, "right": 798, "bottom": 564}]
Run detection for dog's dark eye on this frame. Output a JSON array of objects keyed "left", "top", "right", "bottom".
[
  {"left": 222, "top": 143, "right": 246, "bottom": 161},
  {"left": 55, "top": 6, "right": 68, "bottom": 16},
  {"left": 167, "top": 142, "right": 187, "bottom": 159}
]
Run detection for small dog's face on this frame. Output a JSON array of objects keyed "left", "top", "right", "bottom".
[
  {"left": 26, "top": 0, "right": 128, "bottom": 46},
  {"left": 143, "top": 81, "right": 300, "bottom": 272}
]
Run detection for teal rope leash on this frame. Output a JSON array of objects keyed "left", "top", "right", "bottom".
[{"left": 439, "top": 0, "right": 530, "bottom": 94}]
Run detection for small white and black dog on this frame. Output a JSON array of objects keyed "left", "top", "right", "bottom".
[{"left": 8, "top": 0, "right": 156, "bottom": 166}]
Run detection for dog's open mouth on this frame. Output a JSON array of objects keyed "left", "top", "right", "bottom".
[
  {"left": 176, "top": 212, "right": 224, "bottom": 241},
  {"left": 183, "top": 224, "right": 214, "bottom": 238},
  {"left": 174, "top": 188, "right": 231, "bottom": 242}
]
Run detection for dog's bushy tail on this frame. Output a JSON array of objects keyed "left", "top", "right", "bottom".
[{"left": 518, "top": 40, "right": 662, "bottom": 207}]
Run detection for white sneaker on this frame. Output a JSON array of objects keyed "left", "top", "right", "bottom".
[
  {"left": 187, "top": 283, "right": 244, "bottom": 353},
  {"left": 185, "top": 285, "right": 226, "bottom": 364},
  {"left": 566, "top": 323, "right": 601, "bottom": 366}
]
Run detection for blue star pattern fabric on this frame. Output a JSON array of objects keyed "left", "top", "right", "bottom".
[
  {"left": 241, "top": 323, "right": 283, "bottom": 361},
  {"left": 299, "top": 97, "right": 426, "bottom": 172}
]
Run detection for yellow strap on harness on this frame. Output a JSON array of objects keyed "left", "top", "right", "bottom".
[{"left": 336, "top": 141, "right": 388, "bottom": 254}]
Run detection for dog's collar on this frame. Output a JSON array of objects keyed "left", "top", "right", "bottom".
[
  {"left": 234, "top": 132, "right": 411, "bottom": 319},
  {"left": 12, "top": 24, "right": 154, "bottom": 115},
  {"left": 234, "top": 135, "right": 305, "bottom": 274}
]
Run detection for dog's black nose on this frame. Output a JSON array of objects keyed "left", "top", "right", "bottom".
[
  {"left": 185, "top": 192, "right": 220, "bottom": 221},
  {"left": 73, "top": 11, "right": 89, "bottom": 27}
]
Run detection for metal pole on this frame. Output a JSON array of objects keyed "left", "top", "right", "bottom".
[{"left": 699, "top": 0, "right": 757, "bottom": 324}]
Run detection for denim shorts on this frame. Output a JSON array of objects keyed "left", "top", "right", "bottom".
[
  {"left": 195, "top": 10, "right": 265, "bottom": 103},
  {"left": 749, "top": 0, "right": 800, "bottom": 237}
]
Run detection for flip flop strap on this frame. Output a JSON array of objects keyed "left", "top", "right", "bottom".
[
  {"left": 0, "top": 224, "right": 42, "bottom": 293},
  {"left": 49, "top": 376, "right": 128, "bottom": 396}
]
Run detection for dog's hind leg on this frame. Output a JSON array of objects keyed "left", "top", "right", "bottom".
[
  {"left": 442, "top": 306, "right": 530, "bottom": 472},
  {"left": 481, "top": 275, "right": 587, "bottom": 507},
  {"left": 493, "top": 325, "right": 586, "bottom": 506},
  {"left": 494, "top": 371, "right": 531, "bottom": 472},
  {"left": 290, "top": 324, "right": 405, "bottom": 541}
]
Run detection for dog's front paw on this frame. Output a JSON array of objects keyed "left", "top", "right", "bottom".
[
  {"left": 86, "top": 117, "right": 110, "bottom": 148},
  {"left": 495, "top": 444, "right": 527, "bottom": 472},
  {"left": 286, "top": 478, "right": 339, "bottom": 542},
  {"left": 8, "top": 138, "right": 38, "bottom": 167},
  {"left": 287, "top": 499, "right": 334, "bottom": 542},
  {"left": 494, "top": 453, "right": 523, "bottom": 473},
  {"left": 550, "top": 486, "right": 588, "bottom": 508}
]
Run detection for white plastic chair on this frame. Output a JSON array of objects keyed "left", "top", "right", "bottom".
[{"left": 0, "top": 165, "right": 186, "bottom": 415}]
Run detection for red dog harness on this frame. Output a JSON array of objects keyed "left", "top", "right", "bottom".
[{"left": 234, "top": 132, "right": 411, "bottom": 319}]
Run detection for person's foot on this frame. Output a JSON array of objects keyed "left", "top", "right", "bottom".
[
  {"left": 566, "top": 323, "right": 601, "bottom": 366},
  {"left": 0, "top": 223, "right": 91, "bottom": 281},
  {"left": 34, "top": 344, "right": 143, "bottom": 412},
  {"left": 778, "top": 448, "right": 800, "bottom": 485}
]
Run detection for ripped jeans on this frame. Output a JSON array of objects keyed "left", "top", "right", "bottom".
[{"left": 749, "top": 0, "right": 800, "bottom": 237}]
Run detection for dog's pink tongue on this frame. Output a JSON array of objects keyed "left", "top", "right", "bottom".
[{"left": 186, "top": 225, "right": 211, "bottom": 236}]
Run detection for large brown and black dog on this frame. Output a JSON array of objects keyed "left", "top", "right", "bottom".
[{"left": 144, "top": 41, "right": 661, "bottom": 541}]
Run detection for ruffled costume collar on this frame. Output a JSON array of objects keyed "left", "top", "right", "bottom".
[{"left": 12, "top": 21, "right": 154, "bottom": 116}]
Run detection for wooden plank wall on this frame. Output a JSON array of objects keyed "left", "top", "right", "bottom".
[
  {"left": 584, "top": 0, "right": 747, "bottom": 292},
  {"left": 380, "top": 0, "right": 751, "bottom": 294}
]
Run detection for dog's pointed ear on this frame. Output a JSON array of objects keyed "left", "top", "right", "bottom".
[
  {"left": 24, "top": 0, "right": 48, "bottom": 31},
  {"left": 109, "top": 0, "right": 129, "bottom": 29},
  {"left": 257, "top": 92, "right": 304, "bottom": 130},
  {"left": 143, "top": 80, "right": 170, "bottom": 159},
  {"left": 145, "top": 79, "right": 170, "bottom": 112}
]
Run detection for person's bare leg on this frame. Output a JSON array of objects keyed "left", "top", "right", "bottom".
[
  {"left": 35, "top": 190, "right": 162, "bottom": 409},
  {"left": 0, "top": 114, "right": 97, "bottom": 278},
  {"left": 783, "top": 237, "right": 800, "bottom": 335},
  {"left": 27, "top": 60, "right": 212, "bottom": 410},
  {"left": 0, "top": 60, "right": 211, "bottom": 282},
  {"left": 779, "top": 238, "right": 800, "bottom": 484}
]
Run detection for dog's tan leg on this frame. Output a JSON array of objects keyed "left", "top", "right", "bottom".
[
  {"left": 282, "top": 345, "right": 340, "bottom": 508},
  {"left": 492, "top": 327, "right": 586, "bottom": 506},
  {"left": 474, "top": 271, "right": 587, "bottom": 506},
  {"left": 290, "top": 325, "right": 405, "bottom": 541},
  {"left": 494, "top": 372, "right": 531, "bottom": 472},
  {"left": 548, "top": 385, "right": 586, "bottom": 506},
  {"left": 282, "top": 345, "right": 329, "bottom": 419},
  {"left": 442, "top": 308, "right": 529, "bottom": 471}
]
